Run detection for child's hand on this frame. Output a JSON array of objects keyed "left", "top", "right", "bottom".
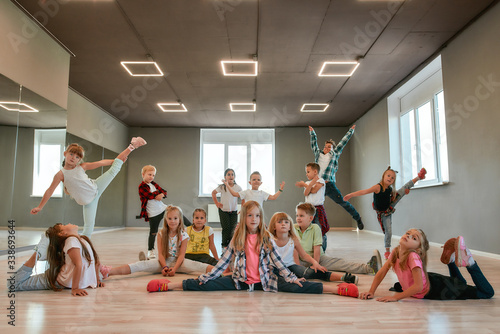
[
  {"left": 308, "top": 126, "right": 314, "bottom": 132},
  {"left": 97, "top": 281, "right": 105, "bottom": 288},
  {"left": 155, "top": 193, "right": 164, "bottom": 201},
  {"left": 30, "top": 207, "right": 41, "bottom": 215},
  {"left": 71, "top": 288, "right": 88, "bottom": 296},
  {"left": 293, "top": 277, "right": 306, "bottom": 287},
  {"left": 279, "top": 181, "right": 285, "bottom": 190},
  {"left": 295, "top": 181, "right": 306, "bottom": 188},
  {"left": 343, "top": 193, "right": 352, "bottom": 201},
  {"left": 351, "top": 124, "right": 356, "bottom": 130},
  {"left": 161, "top": 266, "right": 169, "bottom": 276},
  {"left": 167, "top": 268, "right": 176, "bottom": 276},
  {"left": 215, "top": 202, "right": 223, "bottom": 209},
  {"left": 222, "top": 179, "right": 228, "bottom": 185},
  {"left": 310, "top": 263, "right": 327, "bottom": 273},
  {"left": 405, "top": 189, "right": 410, "bottom": 195},
  {"left": 359, "top": 291, "right": 374, "bottom": 300},
  {"left": 376, "top": 295, "right": 399, "bottom": 302}
]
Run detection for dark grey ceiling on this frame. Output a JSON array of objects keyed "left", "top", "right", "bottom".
[{"left": 12, "top": 0, "right": 497, "bottom": 128}]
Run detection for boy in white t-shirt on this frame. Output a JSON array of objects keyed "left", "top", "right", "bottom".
[
  {"left": 224, "top": 171, "right": 285, "bottom": 208},
  {"left": 295, "top": 163, "right": 329, "bottom": 250}
]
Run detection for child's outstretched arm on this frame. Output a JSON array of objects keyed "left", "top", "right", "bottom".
[
  {"left": 67, "top": 248, "right": 88, "bottom": 296},
  {"left": 208, "top": 233, "right": 219, "bottom": 261},
  {"left": 222, "top": 180, "right": 241, "bottom": 198},
  {"left": 166, "top": 239, "right": 188, "bottom": 276},
  {"left": 31, "top": 171, "right": 64, "bottom": 214},
  {"left": 343, "top": 184, "right": 380, "bottom": 201},
  {"left": 81, "top": 159, "right": 114, "bottom": 171},
  {"left": 268, "top": 181, "right": 285, "bottom": 200},
  {"left": 359, "top": 259, "right": 391, "bottom": 300}
]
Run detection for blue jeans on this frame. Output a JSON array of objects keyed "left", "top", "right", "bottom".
[
  {"left": 13, "top": 265, "right": 56, "bottom": 291},
  {"left": 325, "top": 182, "right": 360, "bottom": 221}
]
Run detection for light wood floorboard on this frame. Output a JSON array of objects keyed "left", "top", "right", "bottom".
[{"left": 2, "top": 229, "right": 500, "bottom": 333}]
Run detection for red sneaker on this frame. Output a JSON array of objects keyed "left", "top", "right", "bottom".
[
  {"left": 147, "top": 279, "right": 171, "bottom": 292},
  {"left": 418, "top": 168, "right": 427, "bottom": 180},
  {"left": 384, "top": 251, "right": 390, "bottom": 260},
  {"left": 337, "top": 283, "right": 359, "bottom": 298},
  {"left": 440, "top": 238, "right": 456, "bottom": 264}
]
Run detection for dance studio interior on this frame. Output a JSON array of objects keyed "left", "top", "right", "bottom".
[{"left": 1, "top": 0, "right": 499, "bottom": 332}]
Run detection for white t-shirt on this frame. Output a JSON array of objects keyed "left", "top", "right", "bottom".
[
  {"left": 61, "top": 166, "right": 98, "bottom": 205},
  {"left": 274, "top": 237, "right": 295, "bottom": 267},
  {"left": 57, "top": 236, "right": 97, "bottom": 289},
  {"left": 215, "top": 184, "right": 242, "bottom": 212},
  {"left": 317, "top": 153, "right": 332, "bottom": 179},
  {"left": 161, "top": 230, "right": 189, "bottom": 258},
  {"left": 305, "top": 178, "right": 326, "bottom": 206},
  {"left": 239, "top": 189, "right": 270, "bottom": 208},
  {"left": 146, "top": 183, "right": 167, "bottom": 218}
]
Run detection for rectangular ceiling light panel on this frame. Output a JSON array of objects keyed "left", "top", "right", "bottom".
[
  {"left": 230, "top": 103, "right": 256, "bottom": 112},
  {"left": 221, "top": 61, "right": 258, "bottom": 76},
  {"left": 0, "top": 101, "right": 39, "bottom": 112},
  {"left": 157, "top": 103, "right": 188, "bottom": 112},
  {"left": 121, "top": 61, "right": 164, "bottom": 76},
  {"left": 300, "top": 103, "right": 329, "bottom": 112},
  {"left": 318, "top": 61, "right": 360, "bottom": 77}
]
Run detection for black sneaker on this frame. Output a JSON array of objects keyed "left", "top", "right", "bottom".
[
  {"left": 342, "top": 273, "right": 359, "bottom": 285},
  {"left": 367, "top": 250, "right": 382, "bottom": 274},
  {"left": 356, "top": 217, "right": 364, "bottom": 230}
]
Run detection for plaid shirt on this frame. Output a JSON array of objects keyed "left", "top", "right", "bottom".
[
  {"left": 198, "top": 240, "right": 298, "bottom": 292},
  {"left": 310, "top": 128, "right": 354, "bottom": 182},
  {"left": 138, "top": 181, "right": 167, "bottom": 221}
]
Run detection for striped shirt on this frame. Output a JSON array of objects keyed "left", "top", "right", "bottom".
[
  {"left": 310, "top": 128, "right": 354, "bottom": 183},
  {"left": 197, "top": 239, "right": 298, "bottom": 292}
]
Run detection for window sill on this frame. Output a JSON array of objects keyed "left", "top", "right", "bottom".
[{"left": 412, "top": 181, "right": 449, "bottom": 189}]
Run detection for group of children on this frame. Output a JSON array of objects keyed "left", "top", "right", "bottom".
[{"left": 15, "top": 128, "right": 494, "bottom": 303}]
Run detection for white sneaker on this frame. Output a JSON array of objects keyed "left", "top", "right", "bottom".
[
  {"left": 34, "top": 232, "right": 49, "bottom": 261},
  {"left": 148, "top": 250, "right": 156, "bottom": 259}
]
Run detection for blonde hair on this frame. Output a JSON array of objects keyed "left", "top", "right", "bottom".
[
  {"left": 231, "top": 201, "right": 272, "bottom": 252},
  {"left": 249, "top": 171, "right": 261, "bottom": 180},
  {"left": 268, "top": 212, "right": 297, "bottom": 242},
  {"left": 141, "top": 165, "right": 156, "bottom": 176},
  {"left": 160, "top": 205, "right": 184, "bottom": 259},
  {"left": 389, "top": 228, "right": 429, "bottom": 280},
  {"left": 296, "top": 202, "right": 316, "bottom": 216},
  {"left": 63, "top": 143, "right": 85, "bottom": 167}
]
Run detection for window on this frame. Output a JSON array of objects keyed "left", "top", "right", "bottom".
[
  {"left": 199, "top": 129, "right": 275, "bottom": 196},
  {"left": 32, "top": 129, "right": 66, "bottom": 197},
  {"left": 388, "top": 56, "right": 449, "bottom": 188}
]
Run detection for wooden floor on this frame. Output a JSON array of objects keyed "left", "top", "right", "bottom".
[{"left": 2, "top": 228, "right": 500, "bottom": 333}]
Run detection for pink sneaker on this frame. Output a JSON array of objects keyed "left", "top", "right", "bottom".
[
  {"left": 147, "top": 279, "right": 170, "bottom": 292},
  {"left": 130, "top": 137, "right": 147, "bottom": 149},
  {"left": 418, "top": 168, "right": 427, "bottom": 180},
  {"left": 337, "top": 283, "right": 359, "bottom": 298},
  {"left": 100, "top": 265, "right": 112, "bottom": 279},
  {"left": 455, "top": 236, "right": 474, "bottom": 267},
  {"left": 384, "top": 251, "right": 390, "bottom": 260},
  {"left": 440, "top": 238, "right": 456, "bottom": 264}
]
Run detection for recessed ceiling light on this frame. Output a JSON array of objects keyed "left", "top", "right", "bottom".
[
  {"left": 221, "top": 61, "right": 258, "bottom": 76},
  {"left": 230, "top": 103, "right": 256, "bottom": 112},
  {"left": 157, "top": 103, "right": 187, "bottom": 112},
  {"left": 318, "top": 61, "right": 360, "bottom": 77},
  {"left": 121, "top": 61, "right": 164, "bottom": 76},
  {"left": 300, "top": 103, "right": 329, "bottom": 112},
  {"left": 0, "top": 101, "right": 39, "bottom": 112}
]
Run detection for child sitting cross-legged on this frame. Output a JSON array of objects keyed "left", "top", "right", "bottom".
[
  {"left": 294, "top": 202, "right": 382, "bottom": 275},
  {"left": 184, "top": 208, "right": 220, "bottom": 266}
]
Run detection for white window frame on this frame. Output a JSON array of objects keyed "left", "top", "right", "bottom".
[
  {"left": 199, "top": 129, "right": 276, "bottom": 197},
  {"left": 32, "top": 129, "right": 66, "bottom": 197},
  {"left": 388, "top": 55, "right": 449, "bottom": 189}
]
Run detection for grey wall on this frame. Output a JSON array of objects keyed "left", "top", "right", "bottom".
[
  {"left": 349, "top": 3, "right": 500, "bottom": 254},
  {"left": 125, "top": 126, "right": 354, "bottom": 228}
]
